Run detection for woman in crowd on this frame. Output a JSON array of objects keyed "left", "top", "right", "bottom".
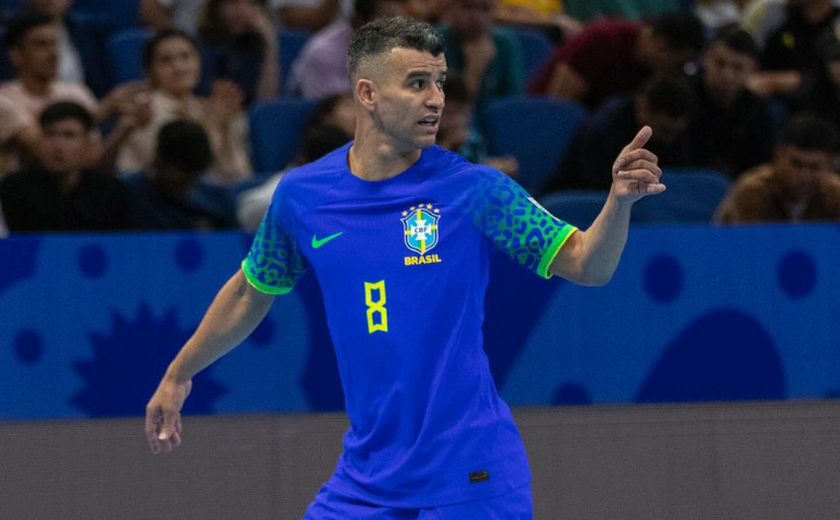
[{"left": 113, "top": 29, "right": 252, "bottom": 185}]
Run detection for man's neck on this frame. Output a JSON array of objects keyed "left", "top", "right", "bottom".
[
  {"left": 348, "top": 131, "right": 422, "bottom": 181},
  {"left": 20, "top": 75, "right": 52, "bottom": 97}
]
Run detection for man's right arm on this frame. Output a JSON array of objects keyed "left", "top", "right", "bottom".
[{"left": 145, "top": 268, "right": 275, "bottom": 453}]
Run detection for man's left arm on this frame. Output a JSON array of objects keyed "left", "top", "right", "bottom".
[{"left": 549, "top": 126, "right": 664, "bottom": 286}]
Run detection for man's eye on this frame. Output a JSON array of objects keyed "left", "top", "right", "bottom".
[{"left": 411, "top": 80, "right": 425, "bottom": 89}]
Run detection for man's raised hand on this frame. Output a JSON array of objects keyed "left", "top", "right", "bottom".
[{"left": 611, "top": 126, "right": 665, "bottom": 204}]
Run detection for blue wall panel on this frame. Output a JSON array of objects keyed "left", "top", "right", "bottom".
[{"left": 1, "top": 225, "right": 838, "bottom": 420}]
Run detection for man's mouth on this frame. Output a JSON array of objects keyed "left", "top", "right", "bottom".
[{"left": 418, "top": 116, "right": 440, "bottom": 130}]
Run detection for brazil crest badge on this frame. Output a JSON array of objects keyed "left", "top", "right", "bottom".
[{"left": 401, "top": 204, "right": 441, "bottom": 256}]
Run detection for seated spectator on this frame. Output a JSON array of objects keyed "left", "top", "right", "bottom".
[
  {"left": 271, "top": 0, "right": 350, "bottom": 32},
  {"left": 690, "top": 25, "right": 774, "bottom": 178},
  {"left": 237, "top": 93, "right": 354, "bottom": 229},
  {"left": 530, "top": 12, "right": 705, "bottom": 109},
  {"left": 564, "top": 0, "right": 681, "bottom": 23},
  {"left": 438, "top": 0, "right": 526, "bottom": 114},
  {"left": 742, "top": 0, "right": 840, "bottom": 96},
  {"left": 19, "top": 0, "right": 110, "bottom": 95},
  {"left": 715, "top": 113, "right": 840, "bottom": 223},
  {"left": 0, "top": 101, "right": 133, "bottom": 232},
  {"left": 287, "top": 0, "right": 406, "bottom": 99},
  {"left": 198, "top": 0, "right": 280, "bottom": 105},
  {"left": 140, "top": 0, "right": 206, "bottom": 34},
  {"left": 111, "top": 29, "right": 252, "bottom": 185},
  {"left": 126, "top": 119, "right": 238, "bottom": 230},
  {"left": 238, "top": 124, "right": 352, "bottom": 230},
  {"left": 435, "top": 75, "right": 518, "bottom": 176},
  {"left": 793, "top": 30, "right": 840, "bottom": 132},
  {"left": 548, "top": 75, "right": 695, "bottom": 192},
  {"left": 0, "top": 13, "right": 99, "bottom": 173}
]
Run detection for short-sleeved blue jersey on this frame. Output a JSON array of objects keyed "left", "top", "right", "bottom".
[{"left": 243, "top": 143, "right": 577, "bottom": 508}]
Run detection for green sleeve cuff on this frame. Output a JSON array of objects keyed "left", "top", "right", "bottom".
[
  {"left": 241, "top": 260, "right": 293, "bottom": 295},
  {"left": 537, "top": 226, "right": 578, "bottom": 279}
]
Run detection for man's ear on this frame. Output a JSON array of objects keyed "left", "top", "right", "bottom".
[{"left": 354, "top": 77, "right": 376, "bottom": 112}]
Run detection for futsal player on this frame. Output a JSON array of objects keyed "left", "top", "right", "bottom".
[{"left": 145, "top": 16, "right": 665, "bottom": 519}]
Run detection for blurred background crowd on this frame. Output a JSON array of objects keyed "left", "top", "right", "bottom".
[{"left": 1, "top": 0, "right": 840, "bottom": 237}]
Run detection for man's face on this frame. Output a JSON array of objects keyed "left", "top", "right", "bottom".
[
  {"left": 25, "top": 0, "right": 73, "bottom": 17},
  {"left": 149, "top": 36, "right": 201, "bottom": 96},
  {"left": 703, "top": 41, "right": 756, "bottom": 104},
  {"left": 774, "top": 145, "right": 835, "bottom": 202},
  {"left": 637, "top": 27, "right": 696, "bottom": 74},
  {"left": 39, "top": 118, "right": 89, "bottom": 173},
  {"left": 366, "top": 48, "right": 447, "bottom": 152},
  {"left": 448, "top": 0, "right": 495, "bottom": 40},
  {"left": 10, "top": 24, "right": 59, "bottom": 81}
]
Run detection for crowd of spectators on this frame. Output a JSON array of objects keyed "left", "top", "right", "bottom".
[{"left": 2, "top": 0, "right": 840, "bottom": 237}]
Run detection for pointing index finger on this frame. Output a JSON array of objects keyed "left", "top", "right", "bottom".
[{"left": 623, "top": 126, "right": 653, "bottom": 154}]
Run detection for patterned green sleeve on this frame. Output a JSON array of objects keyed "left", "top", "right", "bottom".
[
  {"left": 472, "top": 168, "right": 577, "bottom": 279},
  {"left": 242, "top": 203, "right": 307, "bottom": 295}
]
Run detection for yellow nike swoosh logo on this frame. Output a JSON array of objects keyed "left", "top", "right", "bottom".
[{"left": 311, "top": 232, "right": 343, "bottom": 249}]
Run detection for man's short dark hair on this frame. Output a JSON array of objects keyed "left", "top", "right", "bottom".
[
  {"left": 3, "top": 12, "right": 54, "bottom": 49},
  {"left": 639, "top": 75, "right": 695, "bottom": 119},
  {"left": 779, "top": 113, "right": 840, "bottom": 154},
  {"left": 709, "top": 24, "right": 758, "bottom": 60},
  {"left": 39, "top": 101, "right": 95, "bottom": 132},
  {"left": 155, "top": 120, "right": 213, "bottom": 174},
  {"left": 143, "top": 28, "right": 200, "bottom": 73},
  {"left": 648, "top": 12, "right": 706, "bottom": 54},
  {"left": 347, "top": 16, "right": 445, "bottom": 79}
]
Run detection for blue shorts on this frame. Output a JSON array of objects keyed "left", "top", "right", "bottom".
[{"left": 302, "top": 483, "right": 533, "bottom": 519}]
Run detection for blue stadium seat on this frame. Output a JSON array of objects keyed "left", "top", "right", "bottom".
[
  {"left": 539, "top": 190, "right": 608, "bottom": 229},
  {"left": 0, "top": 0, "right": 24, "bottom": 16},
  {"left": 632, "top": 168, "right": 732, "bottom": 225},
  {"left": 278, "top": 28, "right": 312, "bottom": 92},
  {"left": 249, "top": 98, "right": 318, "bottom": 172},
  {"left": 483, "top": 97, "right": 587, "bottom": 194},
  {"left": 67, "top": 12, "right": 114, "bottom": 96},
  {"left": 511, "top": 28, "right": 553, "bottom": 83},
  {"left": 0, "top": 26, "right": 11, "bottom": 82},
  {"left": 70, "top": 0, "right": 142, "bottom": 28},
  {"left": 108, "top": 28, "right": 151, "bottom": 85}
]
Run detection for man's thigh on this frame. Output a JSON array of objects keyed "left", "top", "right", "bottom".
[
  {"left": 302, "top": 484, "right": 420, "bottom": 520},
  {"left": 419, "top": 484, "right": 533, "bottom": 520},
  {"left": 302, "top": 483, "right": 533, "bottom": 520}
]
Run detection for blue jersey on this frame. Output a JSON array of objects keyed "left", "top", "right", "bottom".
[{"left": 243, "top": 143, "right": 577, "bottom": 508}]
